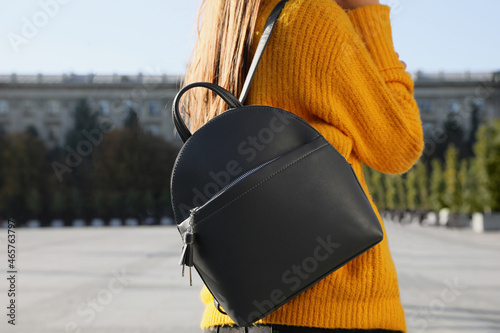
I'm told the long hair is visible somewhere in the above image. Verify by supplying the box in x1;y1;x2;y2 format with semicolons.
181;0;264;132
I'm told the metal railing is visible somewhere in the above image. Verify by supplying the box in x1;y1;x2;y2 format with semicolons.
412;72;498;82
0;73;182;85
0;72;498;85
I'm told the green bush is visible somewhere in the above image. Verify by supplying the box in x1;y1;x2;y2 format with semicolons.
394;175;405;210
429;159;445;212
486;120;500;211
443;145;459;212
415;162;429;210
405;168;417;211
384;174;396;211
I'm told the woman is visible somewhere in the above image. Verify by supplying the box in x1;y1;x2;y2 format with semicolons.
182;0;424;332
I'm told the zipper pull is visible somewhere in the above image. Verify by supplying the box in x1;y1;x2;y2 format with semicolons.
179;208;197;286
180;231;194;285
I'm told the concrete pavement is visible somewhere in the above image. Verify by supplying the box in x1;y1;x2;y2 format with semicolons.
0;221;498;333
388;222;500;333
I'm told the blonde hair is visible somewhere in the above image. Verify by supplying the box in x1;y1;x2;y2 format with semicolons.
181;0;264;132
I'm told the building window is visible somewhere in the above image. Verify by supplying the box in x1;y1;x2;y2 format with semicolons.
124;100;132;109
48;125;61;142
99;100;110;116
47;100;60;115
0;100;8;114
22;101;34;117
67;101;77;116
148;124;160;136
123;100;142;116
417;99;434;114
149;101;161;115
471;98;484;114
448;99;461;114
423;122;435;136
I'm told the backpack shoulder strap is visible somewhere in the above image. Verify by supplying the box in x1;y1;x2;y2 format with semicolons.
173;0;290;143
238;0;290;104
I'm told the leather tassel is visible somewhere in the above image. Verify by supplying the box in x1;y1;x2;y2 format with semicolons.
179;231;195;285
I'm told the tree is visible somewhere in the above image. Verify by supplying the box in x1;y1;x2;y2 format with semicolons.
93;191;106;218
0;135;10;216
124;108;140;130
368;167;384;210
26;188;42;219
465;100;481;158
125;189;141;217
486;120;500;211
65;99;100;151
158;188;172;217
469;125;491;212
429;159;445;212
51;191;66;219
64;98;101;206
384;174;396;211
415;162;429;210
394;175;406;210
71;188;84;219
0;133;50;221
25;125;39;137
443;145;460;212
443;114;465;156
457;159;469;214
108;192;123;218
92;128;179;197
431;113;465;162
143;190;155;215
405;168;417;211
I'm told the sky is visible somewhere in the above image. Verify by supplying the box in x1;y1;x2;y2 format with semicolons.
0;0;499;76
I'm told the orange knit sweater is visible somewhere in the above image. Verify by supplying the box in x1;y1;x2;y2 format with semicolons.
200;0;424;331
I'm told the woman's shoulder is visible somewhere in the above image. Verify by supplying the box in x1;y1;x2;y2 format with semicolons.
285;0;350;26
257;0;356;45
261;0;345;14
283;0;347;18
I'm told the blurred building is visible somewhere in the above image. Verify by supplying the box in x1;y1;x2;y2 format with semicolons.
0;72;499;148
0;73;180;148
413;71;500;142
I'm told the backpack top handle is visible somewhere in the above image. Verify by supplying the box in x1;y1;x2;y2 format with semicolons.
172;0;290;143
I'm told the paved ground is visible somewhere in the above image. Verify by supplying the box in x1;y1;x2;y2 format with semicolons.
387;222;500;333
0;220;498;333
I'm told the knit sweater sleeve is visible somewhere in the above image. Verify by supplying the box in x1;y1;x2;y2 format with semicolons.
294;2;424;174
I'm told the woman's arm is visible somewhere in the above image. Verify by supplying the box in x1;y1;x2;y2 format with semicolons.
337;5;423;174
335;0;380;11
291;2;424;174
344;3;408;69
